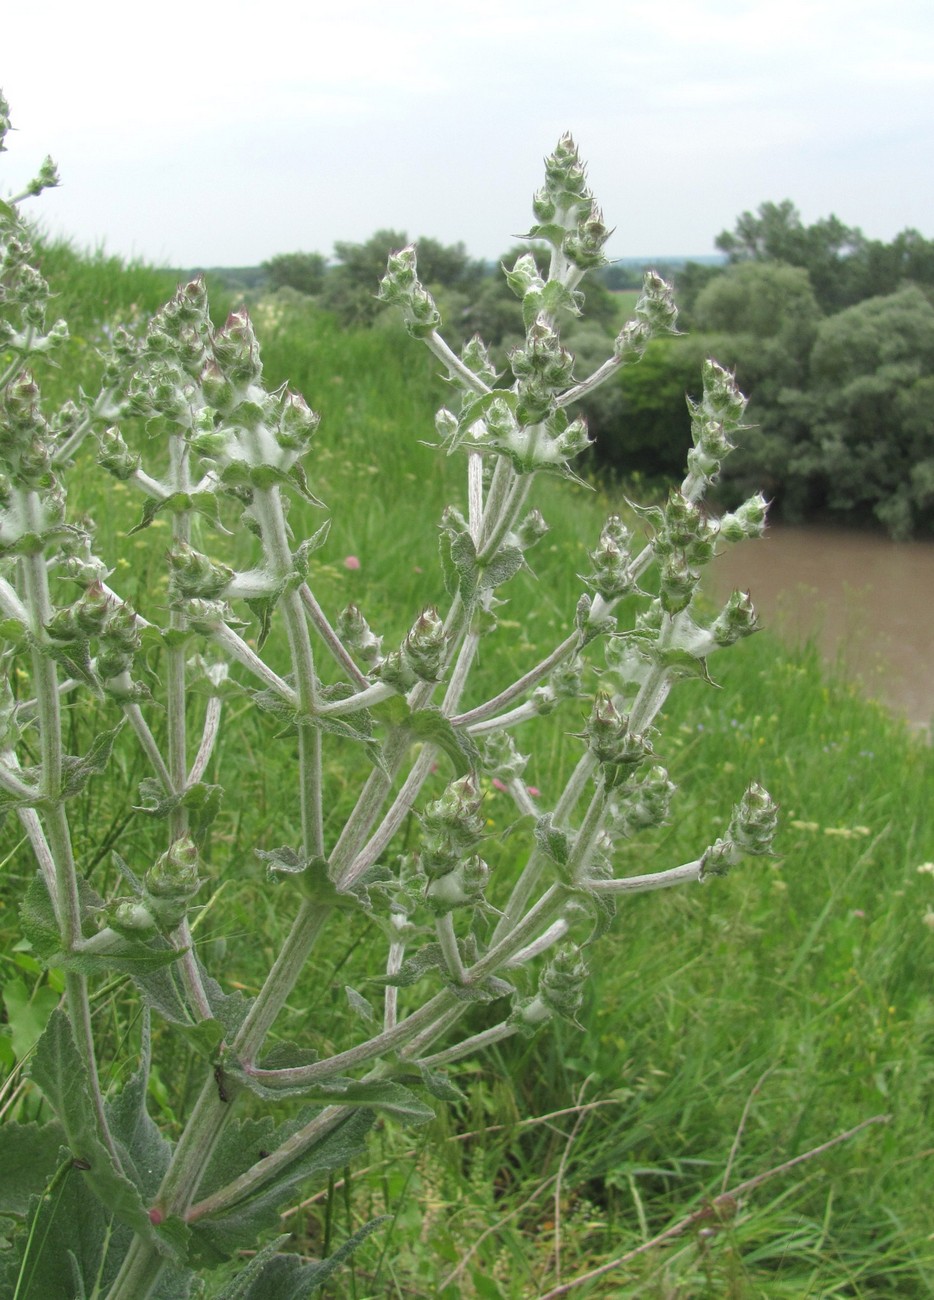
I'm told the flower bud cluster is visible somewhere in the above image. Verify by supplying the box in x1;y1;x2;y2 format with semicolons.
586;515;633;601
584;691;654;779
615;272;680;361
42;582;141;681
108;837;202;936
168;543;235;605
0;208;68;356
649;491;720;615
460;335;498;387
700;783;778;878
532;656;583;714
510;317;575;426
514;942;588;1027
425;854;490;916
710;590;759;647
606;764;676;838
116;281;321;493
336;604;383;668
96;426;140;480
719;493;768;542
685;361;749;485
418;776;486;888
465;398;590;476
480;731;529;784
0;371;54;488
530;134;611;272
377;246;442;340
376;607;446;691
513;508;549;552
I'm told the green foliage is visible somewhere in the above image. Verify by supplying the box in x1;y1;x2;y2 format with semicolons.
261;252;327;297
782;287;934;536
715;197;934;315
692;259;821;350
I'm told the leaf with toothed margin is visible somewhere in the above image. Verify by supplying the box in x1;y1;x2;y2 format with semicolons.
650;646;718;684
27;1007;187;1262
344;985;377;1027
189;1109;375;1267
413;1061;466;1103
212;1219;389;1299
255;849;366;911
230;1066;436;1123
378;699;479;778
134;778;224;841
534;813;574;874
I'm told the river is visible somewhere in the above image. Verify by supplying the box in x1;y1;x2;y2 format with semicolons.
704;524;934;732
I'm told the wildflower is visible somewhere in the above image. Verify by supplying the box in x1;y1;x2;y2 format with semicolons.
916;863;934;877
344;555;361;570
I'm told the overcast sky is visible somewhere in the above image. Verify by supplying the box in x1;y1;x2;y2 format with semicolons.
4;0;933;268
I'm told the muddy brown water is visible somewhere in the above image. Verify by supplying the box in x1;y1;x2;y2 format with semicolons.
704;524;934;732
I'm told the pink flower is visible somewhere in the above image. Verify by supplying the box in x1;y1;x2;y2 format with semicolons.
491;778;508;792
344;555;361;570
526;786;541;798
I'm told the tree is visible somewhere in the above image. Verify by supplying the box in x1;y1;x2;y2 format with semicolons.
715;201;868;313
786;287;934;536
262;251;327;296
692;261;820;352
715;202;934;316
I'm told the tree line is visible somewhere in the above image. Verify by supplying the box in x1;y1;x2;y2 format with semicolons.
258;205;934;538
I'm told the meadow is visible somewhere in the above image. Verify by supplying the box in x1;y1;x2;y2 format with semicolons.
1;244;932;1298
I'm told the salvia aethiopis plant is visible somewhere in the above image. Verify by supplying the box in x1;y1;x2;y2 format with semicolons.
0;93;776;1298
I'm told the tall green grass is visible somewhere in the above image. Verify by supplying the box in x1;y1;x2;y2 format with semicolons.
2;247;932;1298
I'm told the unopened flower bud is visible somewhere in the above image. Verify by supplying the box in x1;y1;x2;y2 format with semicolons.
425;855;490;915
729;783;778;856
419;776;485;879
607;764;676;837
711;590;759;646
72;583;116;636
514;508;549;551
587;515;633;600
337;604;383;667
701;783;778;879
553;417;591;461
109;899;158;936
168;544;234;603
378;247;442;339
460;336;498;386
199;358;235;412
146;836;202;899
659;553;699;615
276;390;320;451
480;732;529;783
538;943;587;1025
401;606;445;682
97;426;139;480
563;202;611;270
719;493;768;542
585;691;653;772
532;656;583;713
504;253;545;301
213;309;263;387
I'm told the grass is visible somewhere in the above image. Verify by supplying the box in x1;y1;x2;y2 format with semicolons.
2;244;933;1298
